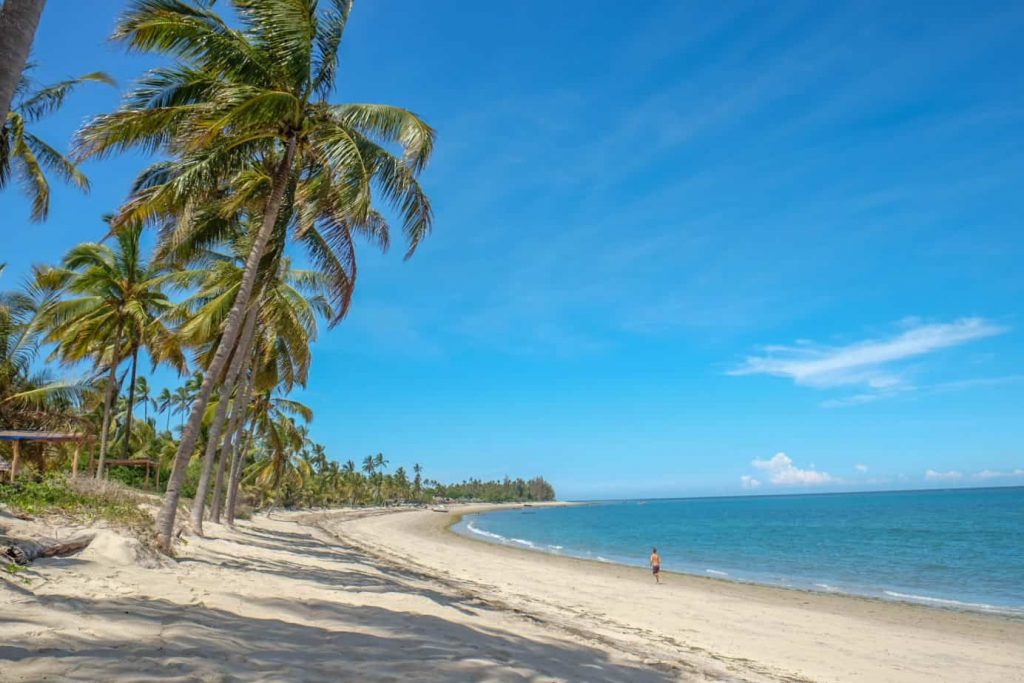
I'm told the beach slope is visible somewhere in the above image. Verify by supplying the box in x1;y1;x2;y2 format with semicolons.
3;505;1022;682
330;504;1024;683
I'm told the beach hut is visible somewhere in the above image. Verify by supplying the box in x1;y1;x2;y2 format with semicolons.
0;430;94;482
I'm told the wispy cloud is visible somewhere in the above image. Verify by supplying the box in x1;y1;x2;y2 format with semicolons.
751;452;834;485
740;475;762;489
730;318;1007;403
854;463;869;473
971;468;1024;481
925;469;964;481
925;468;1024;482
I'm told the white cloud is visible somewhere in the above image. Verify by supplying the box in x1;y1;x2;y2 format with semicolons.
740;475;762;489
854;464;869;473
972;469;1024;481
925;469;963;481
751;452;834;485
729;318;1006;394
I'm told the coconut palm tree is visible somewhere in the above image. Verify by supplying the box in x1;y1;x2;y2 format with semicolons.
171;239;332;533
0;264;92;432
172;386;191;430
156;386;173;431
39;222;180;477
134;375;153;424
0;0;46;123
1;65;113;220
75;0;436;550
244;394;313;496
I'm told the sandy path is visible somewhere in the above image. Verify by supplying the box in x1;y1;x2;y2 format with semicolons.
0;510;672;682
327;504;1024;683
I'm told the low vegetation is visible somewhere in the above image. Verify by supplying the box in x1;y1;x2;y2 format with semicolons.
0;475;153;536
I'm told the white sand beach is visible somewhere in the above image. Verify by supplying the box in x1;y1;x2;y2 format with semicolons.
2;505;1022;682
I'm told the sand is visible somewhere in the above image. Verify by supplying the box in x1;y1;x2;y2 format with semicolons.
1;504;1022;682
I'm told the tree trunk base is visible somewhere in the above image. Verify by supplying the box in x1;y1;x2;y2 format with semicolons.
2;534;96;565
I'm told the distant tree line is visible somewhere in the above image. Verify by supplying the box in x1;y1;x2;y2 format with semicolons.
433;476;555;502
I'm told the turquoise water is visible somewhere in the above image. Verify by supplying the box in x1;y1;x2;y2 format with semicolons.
453;487;1024;614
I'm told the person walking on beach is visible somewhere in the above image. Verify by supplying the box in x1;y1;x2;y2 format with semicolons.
650;547;661;583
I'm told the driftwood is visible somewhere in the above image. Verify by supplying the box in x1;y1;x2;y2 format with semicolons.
1;534;95;565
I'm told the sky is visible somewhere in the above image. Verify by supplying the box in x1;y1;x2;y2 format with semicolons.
2;1;1023;500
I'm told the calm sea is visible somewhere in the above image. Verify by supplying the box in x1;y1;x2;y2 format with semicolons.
453;487;1024;614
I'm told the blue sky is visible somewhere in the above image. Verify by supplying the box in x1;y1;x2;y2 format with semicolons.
3;1;1023;499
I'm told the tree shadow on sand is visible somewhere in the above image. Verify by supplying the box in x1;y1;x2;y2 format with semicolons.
3;594;675;682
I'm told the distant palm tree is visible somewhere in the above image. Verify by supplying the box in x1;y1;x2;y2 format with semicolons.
172;386;191;430
134;376;152;424
362;455;376;478
39;223;180;476
1;64;112;220
156;387;173;432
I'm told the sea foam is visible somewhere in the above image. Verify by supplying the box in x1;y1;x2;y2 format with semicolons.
882;591;1021;614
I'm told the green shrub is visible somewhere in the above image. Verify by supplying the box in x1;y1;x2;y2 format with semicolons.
0;475;153;534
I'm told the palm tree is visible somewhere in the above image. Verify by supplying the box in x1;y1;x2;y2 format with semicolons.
156;386;173;431
134;375;152;424
39;222;179;477
76;0;436;550
244;395;313;495
1;65;113;220
1;264;91;432
178;245;331;533
0;0;46;123
172;386;191;430
361;454;376;479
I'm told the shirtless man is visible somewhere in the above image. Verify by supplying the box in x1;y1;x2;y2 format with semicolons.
650;547;661;583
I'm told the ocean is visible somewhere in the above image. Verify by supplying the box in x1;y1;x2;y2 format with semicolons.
453;487;1024;615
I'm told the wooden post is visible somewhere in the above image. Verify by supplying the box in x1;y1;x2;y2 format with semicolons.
10;441;20;482
156;463;161;492
144;461;151;488
72;443;82;477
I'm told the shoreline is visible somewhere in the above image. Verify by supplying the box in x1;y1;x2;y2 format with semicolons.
448;503;1024;619
329;503;1024;682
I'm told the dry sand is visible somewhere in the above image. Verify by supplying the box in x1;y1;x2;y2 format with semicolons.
1;504;1021;682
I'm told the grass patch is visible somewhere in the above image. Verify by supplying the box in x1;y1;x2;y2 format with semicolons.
0;475;154;537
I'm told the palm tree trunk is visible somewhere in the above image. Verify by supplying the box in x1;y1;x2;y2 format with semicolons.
213;368;253;523
122;343;139;459
95;322;124;479
0;0;45;124
225;415;255;526
154;136;297;551
190;307;258;535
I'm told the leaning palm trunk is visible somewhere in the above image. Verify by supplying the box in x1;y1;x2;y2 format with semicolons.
190;308;258;534
212;369;253;523
154;137;297;550
226;416;256;526
95;322;124;478
122;343;139;459
0;0;45;124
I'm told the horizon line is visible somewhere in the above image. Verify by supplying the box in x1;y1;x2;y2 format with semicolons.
569;482;1024;504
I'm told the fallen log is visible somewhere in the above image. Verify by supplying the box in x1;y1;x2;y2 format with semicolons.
1;534;95;565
